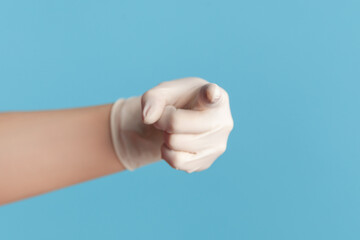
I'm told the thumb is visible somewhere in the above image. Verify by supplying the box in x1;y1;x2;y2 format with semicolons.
141;93;167;125
189;83;223;111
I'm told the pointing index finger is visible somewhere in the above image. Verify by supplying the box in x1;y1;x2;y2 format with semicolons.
153;105;222;134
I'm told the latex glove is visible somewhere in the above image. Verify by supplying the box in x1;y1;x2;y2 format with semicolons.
110;77;234;172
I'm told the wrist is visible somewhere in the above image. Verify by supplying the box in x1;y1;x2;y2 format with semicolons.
110;96;164;171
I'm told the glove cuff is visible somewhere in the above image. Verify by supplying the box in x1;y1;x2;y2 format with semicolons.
110;97;163;171
110;98;136;171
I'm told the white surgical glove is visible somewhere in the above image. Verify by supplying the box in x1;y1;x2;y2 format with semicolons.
110;77;234;173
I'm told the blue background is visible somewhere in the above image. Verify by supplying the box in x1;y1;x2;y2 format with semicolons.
0;0;359;239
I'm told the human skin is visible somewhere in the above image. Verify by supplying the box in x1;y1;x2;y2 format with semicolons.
0;104;125;205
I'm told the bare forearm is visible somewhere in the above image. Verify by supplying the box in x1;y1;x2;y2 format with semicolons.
0;104;124;205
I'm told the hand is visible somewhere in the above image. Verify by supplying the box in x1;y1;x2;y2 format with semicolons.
141;77;234;173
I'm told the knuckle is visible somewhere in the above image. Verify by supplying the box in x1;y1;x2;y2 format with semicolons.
157;81;168;87
220;87;230;100
223;89;230;99
166;134;179;150
226;119;234;132
188;77;208;84
193;76;206;82
194;157;215;172
170;153;183;169
181;163;196;173
219;89;230;106
198;164;212;172
142;89;156;100
218;144;227;154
